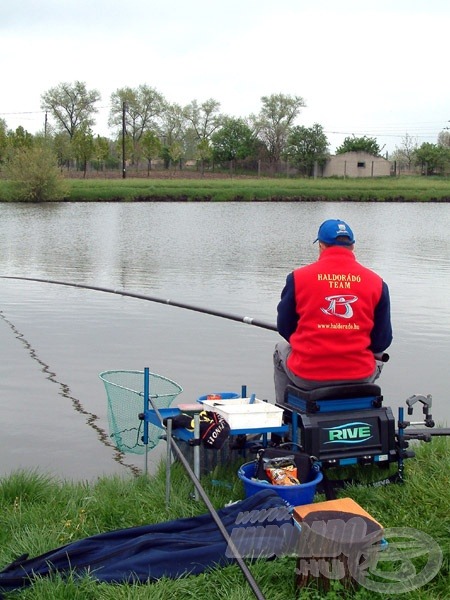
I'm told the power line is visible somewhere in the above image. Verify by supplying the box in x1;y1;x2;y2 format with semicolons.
325;130;441;139
0;110;45;116
1;108;446;143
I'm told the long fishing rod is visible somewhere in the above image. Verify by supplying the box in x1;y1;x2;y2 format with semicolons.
6;276;447;439
0;276;277;332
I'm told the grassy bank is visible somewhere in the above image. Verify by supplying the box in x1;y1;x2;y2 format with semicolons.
1;437;449;599
0;175;449;202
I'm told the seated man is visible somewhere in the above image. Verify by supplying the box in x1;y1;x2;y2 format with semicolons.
274;219;392;403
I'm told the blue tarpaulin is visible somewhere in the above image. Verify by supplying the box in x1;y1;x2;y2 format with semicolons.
0;490;292;594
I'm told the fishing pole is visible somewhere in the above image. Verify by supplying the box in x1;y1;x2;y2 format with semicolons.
0;276;277;332
4;276;449;440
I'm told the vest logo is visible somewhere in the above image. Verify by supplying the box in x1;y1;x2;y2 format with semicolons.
323;421;373;444
321;294;358;318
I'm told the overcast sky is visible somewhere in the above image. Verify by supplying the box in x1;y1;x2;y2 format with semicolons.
1;0;449;154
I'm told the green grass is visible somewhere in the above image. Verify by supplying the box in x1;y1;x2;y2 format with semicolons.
1;437;449;599
0;175;449;202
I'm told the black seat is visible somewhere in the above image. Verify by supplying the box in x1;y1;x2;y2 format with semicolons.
285;383;382;403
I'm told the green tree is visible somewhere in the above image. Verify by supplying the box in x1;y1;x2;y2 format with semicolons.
211;117;257;166
109;85;165;165
160;103;187;146
336;135;381;156
52;132;73;171
253;93;306;163
167;141;184;171
72;124;95;177
92;135;112;172
414;142;450;175
0;119;9;166
5;142;68;202
184;99;222;172
284;123;329;176
41;81;100;139
140;130;162;174
195;139;213;174
184;99;222;141
8;126;34;151
159;103;188;166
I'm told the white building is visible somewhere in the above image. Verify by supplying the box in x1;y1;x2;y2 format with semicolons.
321;151;392;178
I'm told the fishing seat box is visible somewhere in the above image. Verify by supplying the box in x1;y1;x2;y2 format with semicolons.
285;383;383;413
296;407;397;465
280;384;397;466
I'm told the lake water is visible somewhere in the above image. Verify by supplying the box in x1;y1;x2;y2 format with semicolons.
1;201;449;481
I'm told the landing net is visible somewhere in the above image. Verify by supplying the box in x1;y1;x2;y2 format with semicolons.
99;370;183;454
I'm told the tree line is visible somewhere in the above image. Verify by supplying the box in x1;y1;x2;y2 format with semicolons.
1;80;449;181
390;132;450;176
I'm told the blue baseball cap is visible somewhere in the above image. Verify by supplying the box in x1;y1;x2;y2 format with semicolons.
314;219;355;246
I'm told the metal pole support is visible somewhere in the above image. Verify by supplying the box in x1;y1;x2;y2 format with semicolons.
193;413;200;501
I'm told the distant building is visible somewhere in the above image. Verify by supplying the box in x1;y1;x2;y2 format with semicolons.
321;151;391;178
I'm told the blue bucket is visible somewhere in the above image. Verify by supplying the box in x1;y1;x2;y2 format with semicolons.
238;461;323;506
197;392;240;403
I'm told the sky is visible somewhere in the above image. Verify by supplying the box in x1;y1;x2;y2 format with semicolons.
1;0;449;155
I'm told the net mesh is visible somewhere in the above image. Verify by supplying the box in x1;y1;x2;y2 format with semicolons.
99;370;183;454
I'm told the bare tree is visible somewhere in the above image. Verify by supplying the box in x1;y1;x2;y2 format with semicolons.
392;133;419;171
438;129;450;148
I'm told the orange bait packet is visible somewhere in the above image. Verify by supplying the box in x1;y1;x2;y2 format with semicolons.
265;464;300;486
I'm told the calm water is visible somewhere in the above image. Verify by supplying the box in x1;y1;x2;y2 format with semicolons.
1;201;449;480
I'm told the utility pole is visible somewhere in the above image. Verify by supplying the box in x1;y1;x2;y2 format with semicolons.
122;102;126;179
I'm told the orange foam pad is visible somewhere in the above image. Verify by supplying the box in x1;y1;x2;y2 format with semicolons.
293;497;383;529
177;403;203;412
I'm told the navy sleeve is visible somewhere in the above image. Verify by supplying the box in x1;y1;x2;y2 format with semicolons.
370;281;393;353
276;272;299;341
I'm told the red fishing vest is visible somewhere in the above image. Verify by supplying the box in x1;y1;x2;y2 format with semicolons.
286;246;383;381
